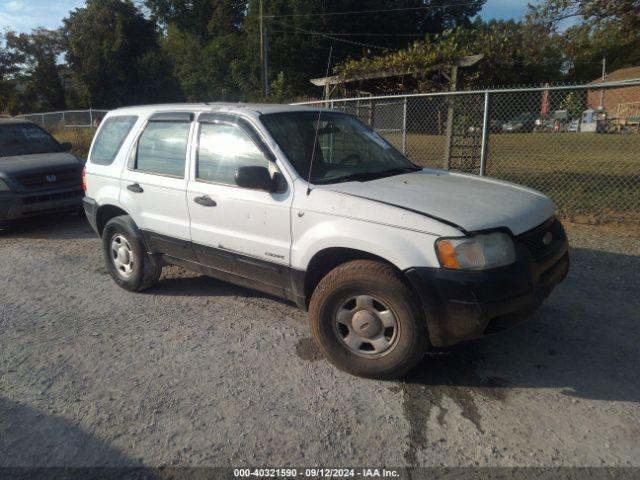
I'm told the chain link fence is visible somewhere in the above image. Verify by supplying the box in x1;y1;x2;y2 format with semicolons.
15;109;109;129
297;81;640;224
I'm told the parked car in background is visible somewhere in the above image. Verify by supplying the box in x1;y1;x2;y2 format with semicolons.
0;119;84;230
502;113;537;133
84;104;569;379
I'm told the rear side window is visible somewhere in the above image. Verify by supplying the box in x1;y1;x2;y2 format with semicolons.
134;121;191;177
90;116;138;165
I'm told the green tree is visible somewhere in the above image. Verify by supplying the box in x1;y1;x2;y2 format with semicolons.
247;0;486;98
528;0;640;34
559;91;584;119
529;0;640;83
268;70;295;102
471;19;564;87
63;0;176;107
145;0;246;40
0;33;20;113
334;19;565;93
4;29;67;112
145;0;247;101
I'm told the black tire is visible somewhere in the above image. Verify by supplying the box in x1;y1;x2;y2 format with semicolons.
309;260;427;380
102;215;161;292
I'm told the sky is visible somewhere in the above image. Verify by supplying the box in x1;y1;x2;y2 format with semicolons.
0;0;532;34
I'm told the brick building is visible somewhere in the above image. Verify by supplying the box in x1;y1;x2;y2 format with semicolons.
588;66;640;126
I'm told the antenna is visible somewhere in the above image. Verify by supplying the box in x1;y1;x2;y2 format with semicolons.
306;45;333;196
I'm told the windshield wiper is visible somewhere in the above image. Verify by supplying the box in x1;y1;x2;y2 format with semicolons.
315;166;421;185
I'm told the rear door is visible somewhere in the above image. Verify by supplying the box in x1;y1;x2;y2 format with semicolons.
187;113;293;288
119;112;196;260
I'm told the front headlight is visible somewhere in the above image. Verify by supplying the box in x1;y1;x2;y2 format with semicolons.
0;179;12;192
435;232;516;270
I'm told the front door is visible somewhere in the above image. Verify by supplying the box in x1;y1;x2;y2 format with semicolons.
187;114;293;290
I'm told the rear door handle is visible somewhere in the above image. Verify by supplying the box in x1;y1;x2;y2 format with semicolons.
194;195;217;207
127;183;144;193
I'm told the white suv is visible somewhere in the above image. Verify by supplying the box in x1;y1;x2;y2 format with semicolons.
83;104;569;379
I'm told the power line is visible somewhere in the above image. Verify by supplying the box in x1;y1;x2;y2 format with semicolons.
269;20;394;51
291;32;427;37
264;1;484;19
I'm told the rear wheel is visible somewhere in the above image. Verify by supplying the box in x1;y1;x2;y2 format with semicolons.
309;260;427;379
102;215;161;292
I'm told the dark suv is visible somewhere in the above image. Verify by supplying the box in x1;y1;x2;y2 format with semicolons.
0;119;84;230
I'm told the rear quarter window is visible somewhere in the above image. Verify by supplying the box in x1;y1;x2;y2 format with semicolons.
90;116;138;166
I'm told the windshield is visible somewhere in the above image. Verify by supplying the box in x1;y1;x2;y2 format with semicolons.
261;111;418;184
0;123;63;157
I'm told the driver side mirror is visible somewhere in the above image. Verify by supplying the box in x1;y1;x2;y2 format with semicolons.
235;166;276;192
60;142;73;152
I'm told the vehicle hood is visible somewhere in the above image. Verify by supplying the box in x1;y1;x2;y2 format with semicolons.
0;152;81;177
319;169;555;236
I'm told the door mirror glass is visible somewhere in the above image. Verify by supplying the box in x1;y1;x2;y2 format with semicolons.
235;166;274;191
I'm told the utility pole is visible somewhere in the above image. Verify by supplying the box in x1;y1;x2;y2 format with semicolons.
260;0;268;98
599;57;606;109
264;23;269;97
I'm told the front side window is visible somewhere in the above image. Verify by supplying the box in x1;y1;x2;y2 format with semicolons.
135;121;191;177
261;112;418;184
0;123;63;158
197;122;270;186
90;116;138;165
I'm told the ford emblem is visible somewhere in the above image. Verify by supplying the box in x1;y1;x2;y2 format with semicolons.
542;232;553;246
46;174;57;183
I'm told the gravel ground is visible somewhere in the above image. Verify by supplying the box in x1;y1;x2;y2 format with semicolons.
0;214;639;468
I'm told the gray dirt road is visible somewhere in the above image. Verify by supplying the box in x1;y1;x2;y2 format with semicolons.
1;215;639;468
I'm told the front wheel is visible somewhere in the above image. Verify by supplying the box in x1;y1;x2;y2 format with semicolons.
309;260;427;379
102;215;161;292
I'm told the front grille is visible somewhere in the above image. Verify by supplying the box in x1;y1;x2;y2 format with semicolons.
22;189;84;205
516;218;566;261
16;168;81;190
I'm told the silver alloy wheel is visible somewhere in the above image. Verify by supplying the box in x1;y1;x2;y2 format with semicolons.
111;234;135;278
335;295;399;357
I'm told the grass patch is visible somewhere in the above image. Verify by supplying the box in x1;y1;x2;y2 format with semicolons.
50;127;96;160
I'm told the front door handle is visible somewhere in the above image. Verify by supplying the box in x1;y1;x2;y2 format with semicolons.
127;183;144;193
194;195;217;207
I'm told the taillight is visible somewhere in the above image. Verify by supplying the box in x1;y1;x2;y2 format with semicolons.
82;166;87;193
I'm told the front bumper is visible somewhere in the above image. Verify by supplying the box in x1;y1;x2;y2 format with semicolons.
405;221;570;347
0;188;84;222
